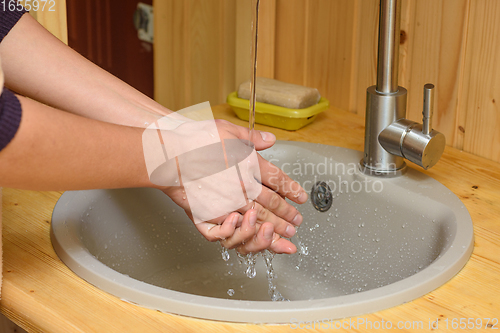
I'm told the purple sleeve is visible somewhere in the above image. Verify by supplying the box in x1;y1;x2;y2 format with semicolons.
0;88;22;151
1;5;27;150
1;4;27;42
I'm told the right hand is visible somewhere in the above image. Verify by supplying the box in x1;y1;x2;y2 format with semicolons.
156;119;307;254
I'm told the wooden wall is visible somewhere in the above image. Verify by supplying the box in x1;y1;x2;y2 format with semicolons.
154;0;500;163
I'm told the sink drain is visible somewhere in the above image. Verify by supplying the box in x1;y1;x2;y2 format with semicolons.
311;181;333;212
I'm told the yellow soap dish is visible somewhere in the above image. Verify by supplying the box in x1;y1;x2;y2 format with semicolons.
226;91;329;131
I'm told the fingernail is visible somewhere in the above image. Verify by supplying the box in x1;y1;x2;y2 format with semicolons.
298;191;308;203
260;131;276;143
231;214;238;227
285;225;296;237
264;226;274;240
292;213;303;226
249;210;257;227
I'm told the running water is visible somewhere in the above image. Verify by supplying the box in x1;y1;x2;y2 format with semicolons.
236;251;258;279
220;0;287;302
248;0;260;146
263;250;288;301
236;250;289;301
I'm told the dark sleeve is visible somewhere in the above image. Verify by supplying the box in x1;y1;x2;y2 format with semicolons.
1;5;27;150
1;3;28;42
0;88;22;151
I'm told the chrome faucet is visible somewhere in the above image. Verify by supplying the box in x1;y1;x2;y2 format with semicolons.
361;0;446;177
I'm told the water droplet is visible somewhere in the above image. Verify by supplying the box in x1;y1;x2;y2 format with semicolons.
220;245;230;261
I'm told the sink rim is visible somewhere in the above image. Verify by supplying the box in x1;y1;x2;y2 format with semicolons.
50;142;474;324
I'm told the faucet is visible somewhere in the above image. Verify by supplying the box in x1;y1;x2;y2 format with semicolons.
361;0;446;177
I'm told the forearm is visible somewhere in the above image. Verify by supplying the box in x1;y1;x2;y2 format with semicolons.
0;94;156;191
0;14;171;128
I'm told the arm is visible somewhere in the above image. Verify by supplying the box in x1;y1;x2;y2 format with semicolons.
0;95;300;254
0;13;168;128
0;12;307;254
0;94;151;190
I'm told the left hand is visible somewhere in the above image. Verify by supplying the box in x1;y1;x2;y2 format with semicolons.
160;119;308;254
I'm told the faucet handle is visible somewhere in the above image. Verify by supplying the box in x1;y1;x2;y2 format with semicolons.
379;82;445;169
422;83;434;135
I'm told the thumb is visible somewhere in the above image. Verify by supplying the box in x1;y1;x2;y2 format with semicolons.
252;130;276;151
222;120;276;150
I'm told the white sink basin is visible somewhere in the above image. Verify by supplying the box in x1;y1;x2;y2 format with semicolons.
51;141;473;323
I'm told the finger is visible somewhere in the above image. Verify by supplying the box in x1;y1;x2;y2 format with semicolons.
256;185;303;226
238;202;297;238
236;222;274;254
220;209;257;249
268;233;297;254
258;155;308;204
215;119;276;151
196;213;239;242
236;228;297;254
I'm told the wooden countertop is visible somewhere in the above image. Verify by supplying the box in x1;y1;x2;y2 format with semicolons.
1;105;499;332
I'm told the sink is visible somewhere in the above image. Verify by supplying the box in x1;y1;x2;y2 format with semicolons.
50;141;473;323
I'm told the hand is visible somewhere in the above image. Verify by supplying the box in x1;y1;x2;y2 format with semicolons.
158;118;308;254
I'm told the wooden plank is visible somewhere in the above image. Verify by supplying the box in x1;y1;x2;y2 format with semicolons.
219;0;236;100
458;0;500;162
400;0;469;149
235;0;252;88
154;0;186;109
349;0;379;115
256;0;276;79
274;0;307;85
188;0;222;107
274;0;357;112
304;0;356;112
235;0;276;87
154;0;237;111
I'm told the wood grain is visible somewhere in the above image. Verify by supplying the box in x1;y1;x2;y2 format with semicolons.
235;0;276;88
274;0;308;85
459;0;500;162
305;0;356;112
153;0;236;111
235;0;252;87
349;0;379;115
256;0;276;79
400;0;469;146
154;0;500;163
2;105;500;332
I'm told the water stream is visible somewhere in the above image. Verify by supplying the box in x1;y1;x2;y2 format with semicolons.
248;0;259;145
221;0;288;301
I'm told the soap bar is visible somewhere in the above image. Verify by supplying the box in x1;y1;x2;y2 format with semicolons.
237;77;321;109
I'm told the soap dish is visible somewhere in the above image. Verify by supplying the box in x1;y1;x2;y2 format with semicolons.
226;91;329;131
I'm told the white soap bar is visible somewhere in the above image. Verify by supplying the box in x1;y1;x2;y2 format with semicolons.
237;77;321;109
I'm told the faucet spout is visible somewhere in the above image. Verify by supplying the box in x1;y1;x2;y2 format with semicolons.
376;0;401;94
361;0;445;176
